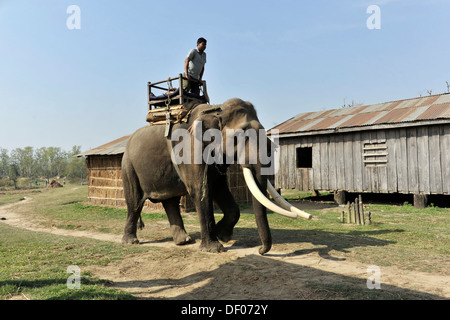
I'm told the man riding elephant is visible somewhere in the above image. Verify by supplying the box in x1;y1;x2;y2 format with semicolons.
183;37;207;96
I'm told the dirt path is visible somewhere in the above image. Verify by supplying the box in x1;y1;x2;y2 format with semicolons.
1;198;448;299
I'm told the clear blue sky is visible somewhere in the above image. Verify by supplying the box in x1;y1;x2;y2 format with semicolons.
1;0;449;152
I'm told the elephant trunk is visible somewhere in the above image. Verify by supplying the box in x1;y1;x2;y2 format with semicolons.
242;166;313;255
244;165;272;255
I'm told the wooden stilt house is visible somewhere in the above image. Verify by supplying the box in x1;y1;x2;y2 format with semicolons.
268;93;450;208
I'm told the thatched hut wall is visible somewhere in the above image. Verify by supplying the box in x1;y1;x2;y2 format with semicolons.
86;154;251;212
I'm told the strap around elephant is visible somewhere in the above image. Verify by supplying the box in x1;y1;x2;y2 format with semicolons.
166;138;186;185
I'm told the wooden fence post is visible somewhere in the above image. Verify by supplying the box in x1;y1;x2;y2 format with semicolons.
366;211;372;225
358;194;364;225
347;201;351;224
355;197;360;224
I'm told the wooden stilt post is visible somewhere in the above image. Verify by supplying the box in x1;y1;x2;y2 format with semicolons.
414;193;428;209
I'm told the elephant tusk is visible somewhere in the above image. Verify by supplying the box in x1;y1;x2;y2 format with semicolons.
266;180;312;220
242;167;298;219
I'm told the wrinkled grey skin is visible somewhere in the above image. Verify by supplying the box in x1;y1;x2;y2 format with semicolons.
121;98;273;254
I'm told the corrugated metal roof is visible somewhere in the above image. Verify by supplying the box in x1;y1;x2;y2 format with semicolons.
269;93;450;135
79;93;450;155
78;135;130;156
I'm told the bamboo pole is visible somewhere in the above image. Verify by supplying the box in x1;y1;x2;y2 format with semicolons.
347;201;351;224
358;194;364;225
355;197;360;225
350;203;354;223
352;203;356;224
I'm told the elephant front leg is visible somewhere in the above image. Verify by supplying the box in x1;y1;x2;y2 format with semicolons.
192;188;224;253
213;179;240;243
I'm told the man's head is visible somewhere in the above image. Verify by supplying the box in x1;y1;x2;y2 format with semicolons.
197;37;207;53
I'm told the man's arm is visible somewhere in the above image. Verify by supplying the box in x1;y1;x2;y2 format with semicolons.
184;57;191;81
199;66;204;84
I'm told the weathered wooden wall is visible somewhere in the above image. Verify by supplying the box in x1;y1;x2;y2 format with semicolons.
86;155;252;212
227;164;253;203
275;123;450;195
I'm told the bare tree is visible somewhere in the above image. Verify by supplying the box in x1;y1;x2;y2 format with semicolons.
342;97;364;108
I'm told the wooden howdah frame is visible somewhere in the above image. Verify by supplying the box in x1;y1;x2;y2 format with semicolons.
146;74;209;125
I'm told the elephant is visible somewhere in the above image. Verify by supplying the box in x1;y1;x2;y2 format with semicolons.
121;98;311;255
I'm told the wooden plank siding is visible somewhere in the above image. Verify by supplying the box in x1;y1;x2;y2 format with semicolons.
407;128;419;193
274;123;450;195
441;125;450;194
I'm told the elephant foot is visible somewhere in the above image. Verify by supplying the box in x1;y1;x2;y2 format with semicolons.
216;228;233;243
258;244;271;255
171;226;193;245
199;240;225;253
174;234;193;245
122;234;139;245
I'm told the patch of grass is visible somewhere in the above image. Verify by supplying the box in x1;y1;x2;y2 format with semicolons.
1;184;449;299
0;222;150;300
234;197;449;275
9;186;168;237
281;189;332;201
0;189;39;206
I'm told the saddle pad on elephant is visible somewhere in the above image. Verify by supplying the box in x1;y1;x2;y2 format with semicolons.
146;104;192;125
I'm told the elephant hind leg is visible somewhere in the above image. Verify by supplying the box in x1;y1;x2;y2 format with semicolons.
162;196;192;245
122;199;146;244
122;162;145;245
137;215;145;230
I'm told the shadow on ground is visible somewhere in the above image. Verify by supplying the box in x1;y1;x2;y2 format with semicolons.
231;227;400;260
111;227;448;300
110;252;443;300
142;226;401;262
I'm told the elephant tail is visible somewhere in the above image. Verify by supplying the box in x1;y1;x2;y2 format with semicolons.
138;214;145;230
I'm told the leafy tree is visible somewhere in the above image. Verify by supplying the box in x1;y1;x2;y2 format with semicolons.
10;147;34;177
8;163;19;189
66;146;87;182
0;148;9;178
34;147;51;179
0;145;88;186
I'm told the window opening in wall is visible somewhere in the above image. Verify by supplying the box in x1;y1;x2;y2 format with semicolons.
296;147;312;168
363;141;387;167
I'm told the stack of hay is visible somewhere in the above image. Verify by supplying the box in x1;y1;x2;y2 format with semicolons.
47;180;63;188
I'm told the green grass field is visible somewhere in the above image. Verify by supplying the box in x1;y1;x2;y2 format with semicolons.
0;185;449;299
